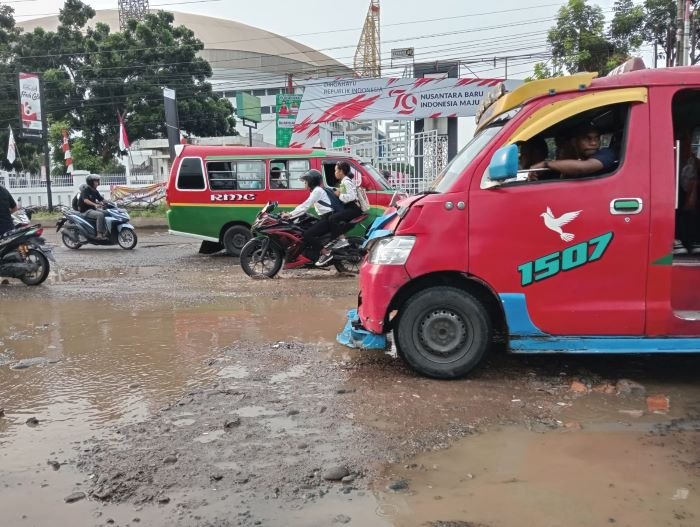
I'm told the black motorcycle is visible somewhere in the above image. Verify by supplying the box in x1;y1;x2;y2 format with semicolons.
0;224;54;286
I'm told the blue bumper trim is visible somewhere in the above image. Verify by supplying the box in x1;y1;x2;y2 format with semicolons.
337;309;387;350
500;293;700;354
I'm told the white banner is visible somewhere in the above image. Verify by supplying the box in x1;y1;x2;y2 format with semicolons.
290;77;522;148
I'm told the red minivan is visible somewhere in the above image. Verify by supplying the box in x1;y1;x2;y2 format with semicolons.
166;146;399;255
339;66;700;379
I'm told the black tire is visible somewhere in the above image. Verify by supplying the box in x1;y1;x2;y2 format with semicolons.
20;249;50;286
333;237;364;274
239;238;284;278
223;225;252;257
61;232;82;250
117;228;138;250
394;287;491;379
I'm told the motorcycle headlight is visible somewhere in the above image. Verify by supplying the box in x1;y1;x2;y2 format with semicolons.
368;236;416;266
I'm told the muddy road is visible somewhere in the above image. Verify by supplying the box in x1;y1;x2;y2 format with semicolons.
1;229;699;527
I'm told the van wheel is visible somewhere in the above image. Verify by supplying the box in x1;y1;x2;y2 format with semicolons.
394;287;491;379
223;225;251;257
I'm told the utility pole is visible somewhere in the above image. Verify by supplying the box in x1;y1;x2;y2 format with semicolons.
677;0;692;66
39;76;53;212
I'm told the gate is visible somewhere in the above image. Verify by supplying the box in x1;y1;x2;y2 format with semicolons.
330;128;448;195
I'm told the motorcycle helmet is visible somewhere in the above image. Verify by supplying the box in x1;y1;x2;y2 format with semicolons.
300;169;323;189
86;174;100;186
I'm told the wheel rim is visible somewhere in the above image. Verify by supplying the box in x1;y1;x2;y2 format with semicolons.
24;252;46;283
119;230;134;246
246;243;278;276
231;233;248;250
63;233;80;249
415;308;472;363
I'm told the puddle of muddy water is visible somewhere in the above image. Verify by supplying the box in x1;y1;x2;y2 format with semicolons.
0;292;353;526
379;426;700;527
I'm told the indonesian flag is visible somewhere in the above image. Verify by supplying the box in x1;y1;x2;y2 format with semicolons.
6;126;16;165
118;113;130;152
62;130;74;174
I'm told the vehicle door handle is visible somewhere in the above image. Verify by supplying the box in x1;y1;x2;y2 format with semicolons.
610;198;643;215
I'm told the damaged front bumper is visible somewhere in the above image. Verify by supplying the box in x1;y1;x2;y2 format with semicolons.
336;309;388;350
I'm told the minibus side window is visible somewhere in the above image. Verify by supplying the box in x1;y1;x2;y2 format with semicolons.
270;159;309;189
177;158;206;191
207;161;236;190
493;102;631;186
236;161;265;190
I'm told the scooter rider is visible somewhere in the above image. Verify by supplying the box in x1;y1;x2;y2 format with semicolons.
80;175;107;240
281;169;333;263
0;183;18;237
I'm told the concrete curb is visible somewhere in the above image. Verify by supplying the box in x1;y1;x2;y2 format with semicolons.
130;216;168;229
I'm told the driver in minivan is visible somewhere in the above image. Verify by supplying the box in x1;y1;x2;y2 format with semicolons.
528;123;618;179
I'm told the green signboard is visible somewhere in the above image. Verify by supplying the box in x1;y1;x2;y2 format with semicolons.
276;93;303;147
236;92;261;123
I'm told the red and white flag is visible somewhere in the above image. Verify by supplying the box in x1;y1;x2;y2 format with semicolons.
6;126;16;165
62;129;73;174
118;113;130;152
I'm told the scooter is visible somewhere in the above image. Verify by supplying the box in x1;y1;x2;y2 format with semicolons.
11;206;36;228
0;224;54;286
56;202;138;250
239;201;366;278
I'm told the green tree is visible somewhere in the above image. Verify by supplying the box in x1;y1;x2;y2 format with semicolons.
79;10;236;163
609;0;645;66
547;0;611;75
643;0;678;66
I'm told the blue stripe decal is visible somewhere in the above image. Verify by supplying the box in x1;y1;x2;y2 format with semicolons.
500;293;700;354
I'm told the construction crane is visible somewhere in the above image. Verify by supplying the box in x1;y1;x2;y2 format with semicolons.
353;0;381;78
118;0;150;31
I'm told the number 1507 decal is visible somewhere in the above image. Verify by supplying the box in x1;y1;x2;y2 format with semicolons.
517;232;614;287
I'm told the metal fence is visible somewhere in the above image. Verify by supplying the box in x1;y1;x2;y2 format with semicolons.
330;129;448;195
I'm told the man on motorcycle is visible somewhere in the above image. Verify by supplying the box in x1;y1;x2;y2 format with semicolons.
281;169;334;263
0;184;18;237
80;175;107;239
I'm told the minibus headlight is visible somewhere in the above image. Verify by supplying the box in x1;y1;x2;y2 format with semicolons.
369;236;416;265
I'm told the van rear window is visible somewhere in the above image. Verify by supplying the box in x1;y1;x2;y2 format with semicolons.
177;158;205;190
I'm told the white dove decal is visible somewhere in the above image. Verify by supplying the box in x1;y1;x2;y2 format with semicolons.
540;207;581;242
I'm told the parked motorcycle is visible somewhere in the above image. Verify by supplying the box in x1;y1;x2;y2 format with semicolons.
239;201;366;278
11;206;36;228
56;202;138;250
0;224;54;285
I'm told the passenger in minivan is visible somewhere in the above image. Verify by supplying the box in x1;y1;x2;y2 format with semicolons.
529;123;618;179
270;167;287;189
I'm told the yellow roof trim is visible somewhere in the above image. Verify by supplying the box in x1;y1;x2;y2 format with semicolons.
507;87;648;145
476;72;599;132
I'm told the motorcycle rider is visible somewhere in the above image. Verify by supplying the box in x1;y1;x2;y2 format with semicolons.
80;175;107;239
281;169;333;263
0;183;18;237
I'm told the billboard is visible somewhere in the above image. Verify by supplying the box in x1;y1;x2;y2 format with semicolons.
236;92;261;123
18;72;44;140
276;93;302;147
289;77;522;148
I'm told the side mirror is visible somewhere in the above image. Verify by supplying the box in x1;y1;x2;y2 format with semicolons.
487;144;519;182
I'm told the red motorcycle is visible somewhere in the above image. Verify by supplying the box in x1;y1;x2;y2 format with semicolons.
239;202;366;278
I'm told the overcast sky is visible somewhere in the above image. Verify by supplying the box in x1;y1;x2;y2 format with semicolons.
10;0;633;80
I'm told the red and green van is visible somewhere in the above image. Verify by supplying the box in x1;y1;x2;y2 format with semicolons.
165;146;400;255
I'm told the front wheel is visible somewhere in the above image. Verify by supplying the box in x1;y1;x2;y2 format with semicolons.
223;225;252;257
394;287;492;379
333;237;364;274
117;228;138;250
240;238;283;278
20;249;50;286
62;232;82;250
